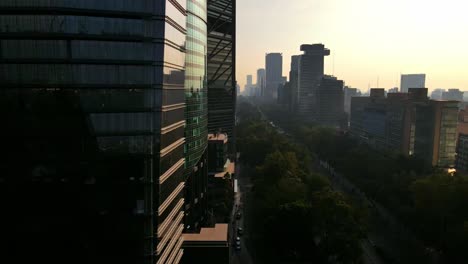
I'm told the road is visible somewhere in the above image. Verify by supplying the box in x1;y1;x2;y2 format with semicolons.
231;162;254;264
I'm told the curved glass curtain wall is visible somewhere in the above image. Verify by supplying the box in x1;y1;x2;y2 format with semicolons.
185;0;208;171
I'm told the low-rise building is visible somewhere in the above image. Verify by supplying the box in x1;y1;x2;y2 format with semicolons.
181;224;230;264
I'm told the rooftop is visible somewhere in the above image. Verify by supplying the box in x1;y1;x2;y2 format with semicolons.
182;224;228;242
208;133;228;143
214;161;235;178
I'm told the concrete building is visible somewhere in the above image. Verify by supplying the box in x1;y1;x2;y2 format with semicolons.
344;87;360;115
265;53;283;100
181;224;230;264
414;100;458;167
442;89;464;101
297;44;330;120
456;134;468;172
400;74;426;93
388;87;399;93
0;1;189;263
350;88;457;167
456;107;468;172
431;88;445;100
207;133;235;223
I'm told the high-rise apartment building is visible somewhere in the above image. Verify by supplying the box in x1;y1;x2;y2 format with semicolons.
257;68;266;97
207;0;236;139
184;0;209;232
400;74;426;93
265;53;283;100
297;44;330;119
0;1;188;263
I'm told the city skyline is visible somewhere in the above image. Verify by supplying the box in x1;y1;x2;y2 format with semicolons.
237;0;468;91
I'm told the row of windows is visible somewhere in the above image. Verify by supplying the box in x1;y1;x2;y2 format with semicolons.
0;15;186;47
162;107;185;128
161;126;185;150
1;40;185;67
18;89;183;112
160;143;184;175
0;0;175;13
97;135;154;155
90;112;156;135
159;165;184;207
79;108;184;136
0;64;185;86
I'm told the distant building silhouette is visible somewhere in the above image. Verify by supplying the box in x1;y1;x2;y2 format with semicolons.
442;89;464;101
265;53;283;100
400;74;426;93
344;87;360;116
431;88;445;100
256;68;266;97
288;55;301;111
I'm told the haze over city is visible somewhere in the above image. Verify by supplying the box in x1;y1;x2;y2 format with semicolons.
237;0;468;91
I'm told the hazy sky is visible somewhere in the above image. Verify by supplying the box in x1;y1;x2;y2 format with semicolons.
236;0;468;92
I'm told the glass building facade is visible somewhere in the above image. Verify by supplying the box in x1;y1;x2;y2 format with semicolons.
184;0;209;231
0;1;187;264
207;0;236;139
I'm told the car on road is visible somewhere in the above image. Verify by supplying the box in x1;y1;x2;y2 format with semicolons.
235;244;241;251
236;236;241;242
237;227;243;236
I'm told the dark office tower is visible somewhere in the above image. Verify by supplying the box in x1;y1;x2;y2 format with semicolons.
297;44;330;120
257;68;266;97
0;1;187;264
317;76;346;128
184;0;209;232
265;53;283;100
289;55;300;111
207;0;236;139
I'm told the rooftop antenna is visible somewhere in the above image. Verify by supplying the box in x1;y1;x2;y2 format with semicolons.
377;76;380;88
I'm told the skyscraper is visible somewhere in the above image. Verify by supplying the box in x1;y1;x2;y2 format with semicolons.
244;74;254;96
265;53;283;100
257;68;266;97
207;0;236;139
0;1;187;263
297;44;330;119
289;55;300;111
247;75;253;86
184;0;209;232
400;74;426;93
